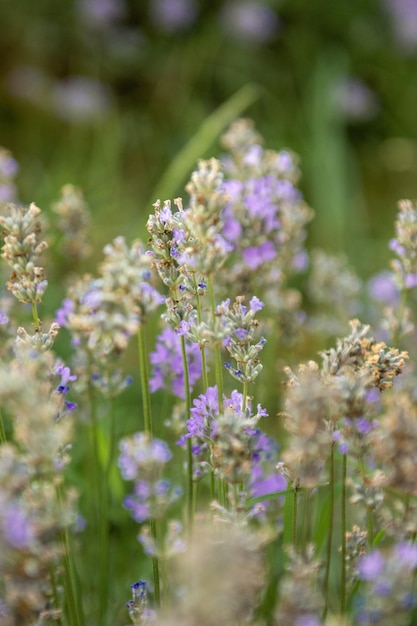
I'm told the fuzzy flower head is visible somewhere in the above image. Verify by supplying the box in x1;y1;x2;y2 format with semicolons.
219;295;266;384
369;392;417;495
160;519;264;625
52;183;91;261
217;118;313;310
281;362;335;488
0;202;48;304
390;199;417;291
179;385;268;484
356;543;417;624
57;236;163;363
119;433;180;523
274;546;323;626
148;160;230;282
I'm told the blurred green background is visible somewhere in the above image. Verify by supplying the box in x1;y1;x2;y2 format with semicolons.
1;0;417;275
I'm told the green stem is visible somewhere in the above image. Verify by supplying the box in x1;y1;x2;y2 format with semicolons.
323;443;335;619
56;484;85;626
60;528;85;626
180;335;194;529
150;519;161;607
138;324;152;437
341;453;347;614
242;382;248;411
359;457;374;547
195;292;209;390
292;486;299;547
207;276;223;406
0;408;6;444
137;325;162;605
31;301;41;331
301;488;312;553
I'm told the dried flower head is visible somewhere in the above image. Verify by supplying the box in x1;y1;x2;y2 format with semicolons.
0;203;48;305
52;183;91;261
158;519;264;626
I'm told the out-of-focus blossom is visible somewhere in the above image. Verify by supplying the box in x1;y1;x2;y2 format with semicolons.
368;271;400;305
149;0;198;33
221;1;280;44
332;76;379;122
77;0;126;28
0;148;19;208
383;0;417;53
51;76;114;123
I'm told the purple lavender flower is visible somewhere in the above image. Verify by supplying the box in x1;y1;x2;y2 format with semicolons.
368;271;400;304
249;295;264;312
55;298;75;326
358;550;385;580
405;272;417;288
181;385;219;442
250;469;286;501
119;433;172;481
394;542;417;569
54;363;77;391
3;504;34;549
0;156;18;178
243;241;277;269
149;327;202;399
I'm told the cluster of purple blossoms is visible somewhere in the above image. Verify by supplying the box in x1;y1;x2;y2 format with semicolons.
356;543;417;623
178;385;271;485
219;119;313;309
119;433;180;523
149;327;202;399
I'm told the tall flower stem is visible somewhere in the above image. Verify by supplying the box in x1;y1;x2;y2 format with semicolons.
359;456;374;547
341;453;347;614
195;291;209;390
207;276;223;406
138;324;152;437
150;519;161;607
137;324;161;604
31;301;41;331
0;408;6;444
323;442;335;618
57;484;85;626
180;335;194;529
292;486;299;546
87;383;108;625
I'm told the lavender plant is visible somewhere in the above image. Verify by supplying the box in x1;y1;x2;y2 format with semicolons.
1;119;417;626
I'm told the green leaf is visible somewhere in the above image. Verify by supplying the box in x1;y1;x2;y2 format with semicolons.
149;83;261;203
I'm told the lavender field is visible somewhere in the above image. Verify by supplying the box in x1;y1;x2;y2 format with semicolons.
1;2;417;625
